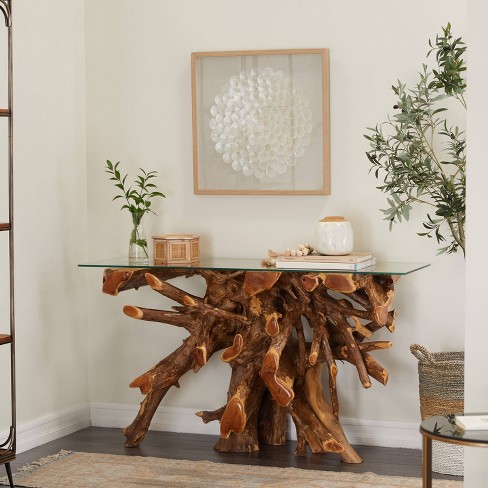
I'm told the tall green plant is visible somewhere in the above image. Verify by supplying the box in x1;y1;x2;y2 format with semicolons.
365;23;466;255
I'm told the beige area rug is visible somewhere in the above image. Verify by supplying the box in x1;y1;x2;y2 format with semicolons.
0;450;463;488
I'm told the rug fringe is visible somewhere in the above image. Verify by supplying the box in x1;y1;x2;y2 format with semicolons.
0;450;73;485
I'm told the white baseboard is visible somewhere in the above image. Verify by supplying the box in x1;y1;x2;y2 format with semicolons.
338;417;421;449
90;402;221;436
2;402;421;454
8;403;91;454
90;402;421;450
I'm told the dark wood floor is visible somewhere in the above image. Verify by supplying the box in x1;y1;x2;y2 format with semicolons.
3;427;459;486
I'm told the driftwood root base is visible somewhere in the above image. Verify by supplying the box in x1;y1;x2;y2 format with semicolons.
103;267;398;463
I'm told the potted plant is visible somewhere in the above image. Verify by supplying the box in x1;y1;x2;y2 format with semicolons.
365;24;467;477
105;160;165;263
364;23;466;255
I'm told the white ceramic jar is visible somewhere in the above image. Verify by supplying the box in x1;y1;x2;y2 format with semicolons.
316;216;353;255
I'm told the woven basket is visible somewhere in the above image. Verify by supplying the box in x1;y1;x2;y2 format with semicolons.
410;344;464;476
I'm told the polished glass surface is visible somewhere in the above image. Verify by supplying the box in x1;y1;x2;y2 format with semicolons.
421;414;488;445
79;257;429;276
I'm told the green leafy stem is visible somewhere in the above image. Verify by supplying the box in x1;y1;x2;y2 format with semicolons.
105;159;166;254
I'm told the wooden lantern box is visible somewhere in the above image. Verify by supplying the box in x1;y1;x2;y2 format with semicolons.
152;234;200;265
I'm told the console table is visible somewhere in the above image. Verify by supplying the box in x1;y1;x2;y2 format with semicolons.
80;258;428;463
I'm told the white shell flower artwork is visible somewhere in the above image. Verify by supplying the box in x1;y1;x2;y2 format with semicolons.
209;67;313;179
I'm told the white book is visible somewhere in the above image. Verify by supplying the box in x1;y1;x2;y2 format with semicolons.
275;257;376;271
276;252;373;264
455;415;488;431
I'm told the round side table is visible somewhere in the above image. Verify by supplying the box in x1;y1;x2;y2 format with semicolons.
420;414;488;488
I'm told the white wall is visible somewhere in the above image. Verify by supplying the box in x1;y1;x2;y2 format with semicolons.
84;0;466;427
0;0;480;476
465;1;488;485
0;0;89;442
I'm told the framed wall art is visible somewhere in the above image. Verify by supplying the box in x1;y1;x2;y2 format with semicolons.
191;49;330;195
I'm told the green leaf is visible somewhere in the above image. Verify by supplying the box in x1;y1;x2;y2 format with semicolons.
106;160;165;220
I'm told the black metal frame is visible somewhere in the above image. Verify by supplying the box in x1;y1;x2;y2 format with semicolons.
0;2;15;487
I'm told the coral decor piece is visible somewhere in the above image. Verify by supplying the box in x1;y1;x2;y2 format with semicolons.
102;267;398;463
209;67;313;179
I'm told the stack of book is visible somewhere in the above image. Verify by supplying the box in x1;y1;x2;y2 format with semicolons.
275;252;376;270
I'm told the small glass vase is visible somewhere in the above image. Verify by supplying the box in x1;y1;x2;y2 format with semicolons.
128;212;149;264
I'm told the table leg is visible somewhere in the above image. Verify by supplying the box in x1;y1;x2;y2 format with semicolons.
104;267;396;460
422;435;432;488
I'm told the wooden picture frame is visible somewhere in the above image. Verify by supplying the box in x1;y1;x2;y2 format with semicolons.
191;49;330;195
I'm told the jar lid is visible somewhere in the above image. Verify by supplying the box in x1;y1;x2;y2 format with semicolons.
319;216;346;222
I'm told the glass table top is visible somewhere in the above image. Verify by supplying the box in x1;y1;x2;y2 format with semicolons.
79;257;430;276
421;415;488;445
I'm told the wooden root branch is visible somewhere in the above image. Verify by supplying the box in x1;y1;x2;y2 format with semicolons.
103;267;397;460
